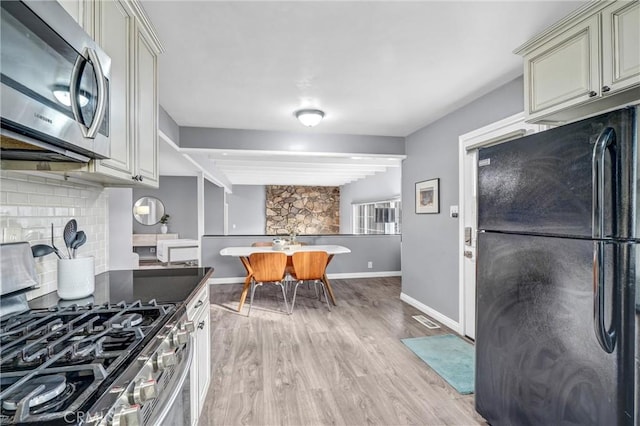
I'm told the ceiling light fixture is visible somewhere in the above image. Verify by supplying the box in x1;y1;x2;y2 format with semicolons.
295;109;324;127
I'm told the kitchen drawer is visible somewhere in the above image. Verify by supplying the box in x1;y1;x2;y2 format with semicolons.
187;283;209;320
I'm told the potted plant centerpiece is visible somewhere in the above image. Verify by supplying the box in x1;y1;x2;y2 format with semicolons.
159;214;170;234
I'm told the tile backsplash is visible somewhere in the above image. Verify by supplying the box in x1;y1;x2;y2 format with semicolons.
0;171;108;299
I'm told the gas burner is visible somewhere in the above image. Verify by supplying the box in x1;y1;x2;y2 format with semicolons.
1;375;66;411
111;313;143;329
29;382;76;415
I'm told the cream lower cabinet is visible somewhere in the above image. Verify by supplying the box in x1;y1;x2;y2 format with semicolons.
516;0;640;124
187;284;211;425
90;0;161;188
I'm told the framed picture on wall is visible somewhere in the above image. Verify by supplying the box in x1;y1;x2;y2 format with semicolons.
415;178;440;214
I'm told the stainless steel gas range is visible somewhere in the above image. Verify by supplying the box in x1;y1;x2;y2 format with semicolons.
0;243;211;425
0;300;193;425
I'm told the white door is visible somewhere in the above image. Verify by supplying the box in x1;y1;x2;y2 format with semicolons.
458;113;544;340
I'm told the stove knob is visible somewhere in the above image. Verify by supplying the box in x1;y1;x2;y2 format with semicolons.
131;379;158;404
111;405;141;426
155;350;177;370
183;320;195;333
173;329;189;346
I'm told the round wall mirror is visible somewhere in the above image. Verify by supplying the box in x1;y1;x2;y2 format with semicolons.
133;196;165;225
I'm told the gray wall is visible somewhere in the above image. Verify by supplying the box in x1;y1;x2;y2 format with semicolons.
227;185;266;234
339;167;402;233
401;75;524;322
132;176;198;238
159;106;180;145
202;234;401;280
205;180;225;234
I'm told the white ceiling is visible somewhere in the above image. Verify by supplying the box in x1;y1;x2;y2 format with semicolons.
143;0;587;188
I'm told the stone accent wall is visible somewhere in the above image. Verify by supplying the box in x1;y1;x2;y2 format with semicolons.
266;186;340;235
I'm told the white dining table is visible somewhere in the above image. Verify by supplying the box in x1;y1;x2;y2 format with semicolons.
220;244;351;311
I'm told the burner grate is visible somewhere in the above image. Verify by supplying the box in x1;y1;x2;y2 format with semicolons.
0;300;175;424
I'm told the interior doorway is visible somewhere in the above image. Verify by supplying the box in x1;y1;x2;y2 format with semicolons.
458;113;544;339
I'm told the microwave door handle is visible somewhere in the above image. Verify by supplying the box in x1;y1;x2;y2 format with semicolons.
69;54;84;132
69;48;107;139
84;47;107;139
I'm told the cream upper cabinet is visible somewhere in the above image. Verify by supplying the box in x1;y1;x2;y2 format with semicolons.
516;0;640;124
524;15;600;117
601;1;640;93
91;0;135;183
88;0;161;187
56;0;84;27
134;25;159;186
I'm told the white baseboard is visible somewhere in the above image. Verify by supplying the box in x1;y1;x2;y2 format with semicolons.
209;277;245;285
209;271;401;285
400;292;462;334
328;271;401;279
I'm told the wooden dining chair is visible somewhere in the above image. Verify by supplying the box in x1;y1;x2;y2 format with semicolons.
247;252;289;316
289;251;330;313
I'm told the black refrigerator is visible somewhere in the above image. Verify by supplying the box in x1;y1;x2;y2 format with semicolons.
475;107;638;426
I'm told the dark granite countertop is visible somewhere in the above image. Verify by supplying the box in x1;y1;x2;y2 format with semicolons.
29;267;213;310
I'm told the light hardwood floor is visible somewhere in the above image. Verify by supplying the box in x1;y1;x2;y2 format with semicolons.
199;277;487;426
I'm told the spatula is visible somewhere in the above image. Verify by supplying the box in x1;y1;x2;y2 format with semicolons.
63;219;77;258
71;231;86;258
31;244;56;258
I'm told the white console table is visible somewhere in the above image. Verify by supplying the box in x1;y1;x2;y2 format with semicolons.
132;233;179;247
133;234;178;264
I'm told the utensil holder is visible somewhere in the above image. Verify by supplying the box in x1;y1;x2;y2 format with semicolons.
57;257;95;300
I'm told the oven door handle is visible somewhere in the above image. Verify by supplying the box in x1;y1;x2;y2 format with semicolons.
153;335;194;424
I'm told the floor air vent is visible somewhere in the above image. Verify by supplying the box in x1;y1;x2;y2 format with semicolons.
412;315;440;329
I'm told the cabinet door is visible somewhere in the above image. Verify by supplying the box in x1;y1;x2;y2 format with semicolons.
601;1;640;94
189;304;210;426
196;310;211;413
189;326;199;426
524;15;600;119
93;0;135;181
134;25;159;187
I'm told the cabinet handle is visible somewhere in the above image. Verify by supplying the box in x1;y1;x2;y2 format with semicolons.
139;175;144;182
131;175;138;181
602;86;611;93
198;321;205;330
588;91;598;97
195;300;203;308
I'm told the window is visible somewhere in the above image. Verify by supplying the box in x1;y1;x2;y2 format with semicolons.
352;200;401;234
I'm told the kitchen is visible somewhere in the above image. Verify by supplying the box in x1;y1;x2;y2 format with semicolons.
1;0;639;425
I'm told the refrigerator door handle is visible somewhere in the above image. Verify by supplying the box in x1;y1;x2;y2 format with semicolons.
591;127;616;239
593;241;617;353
